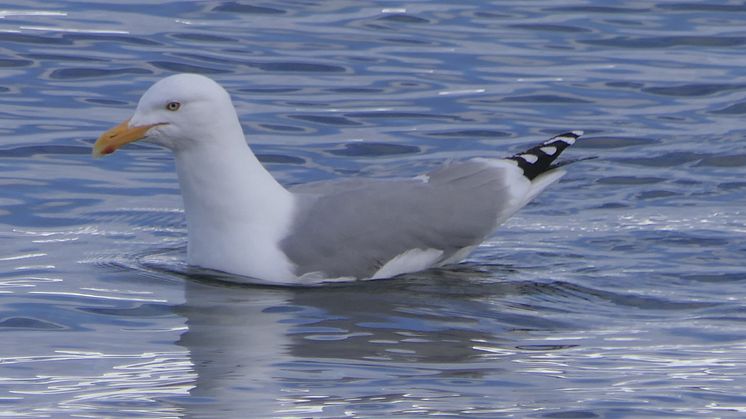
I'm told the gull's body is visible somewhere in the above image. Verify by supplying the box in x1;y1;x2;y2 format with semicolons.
94;74;582;285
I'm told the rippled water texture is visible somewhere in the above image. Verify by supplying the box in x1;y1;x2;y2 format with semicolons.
2;1;746;417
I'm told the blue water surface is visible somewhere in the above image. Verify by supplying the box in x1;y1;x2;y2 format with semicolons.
1;1;746;417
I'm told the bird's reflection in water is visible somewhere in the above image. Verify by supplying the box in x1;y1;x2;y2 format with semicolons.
175;265;574;417
175;279;295;416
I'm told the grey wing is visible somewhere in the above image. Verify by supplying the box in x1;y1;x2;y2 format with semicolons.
281;159;528;279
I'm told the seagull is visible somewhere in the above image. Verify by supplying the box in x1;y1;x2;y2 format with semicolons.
93;73;583;285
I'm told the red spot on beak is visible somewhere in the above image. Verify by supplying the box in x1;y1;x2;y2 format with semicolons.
103;146;116;155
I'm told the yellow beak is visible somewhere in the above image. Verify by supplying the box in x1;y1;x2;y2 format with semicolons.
92;118;164;158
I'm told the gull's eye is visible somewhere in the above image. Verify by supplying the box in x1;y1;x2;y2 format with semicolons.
166;101;181;111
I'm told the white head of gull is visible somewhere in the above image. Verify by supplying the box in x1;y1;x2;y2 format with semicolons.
94;73;583;285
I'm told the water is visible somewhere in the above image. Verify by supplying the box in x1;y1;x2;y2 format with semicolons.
2;1;746;417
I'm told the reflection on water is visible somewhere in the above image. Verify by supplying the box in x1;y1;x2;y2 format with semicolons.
178;283;293;417
2;0;746;417
174;263;742;417
176;277;559;417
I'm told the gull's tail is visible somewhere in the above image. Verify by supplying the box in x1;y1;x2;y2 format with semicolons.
507;131;584;180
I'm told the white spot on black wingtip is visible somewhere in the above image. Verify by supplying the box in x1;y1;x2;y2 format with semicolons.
540;146;557;156
552;134;578;145
508;130;584;180
544;130;583;145
519;153;538;164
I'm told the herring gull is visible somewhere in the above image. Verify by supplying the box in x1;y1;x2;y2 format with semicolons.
93;73;583;285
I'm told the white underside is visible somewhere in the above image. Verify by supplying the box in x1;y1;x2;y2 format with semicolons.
295;245;478;283
475;158;566;226
439;245;477;266
371;248;445;279
524;169;566;205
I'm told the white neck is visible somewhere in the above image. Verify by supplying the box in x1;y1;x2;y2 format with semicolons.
174;129;297;282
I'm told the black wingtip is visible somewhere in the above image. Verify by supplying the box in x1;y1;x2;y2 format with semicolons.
507;131;583;180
